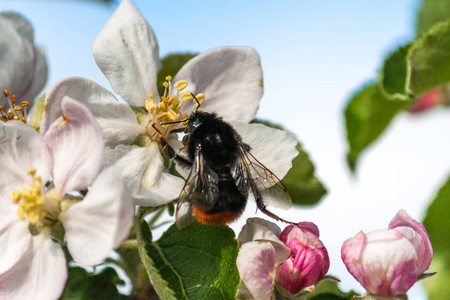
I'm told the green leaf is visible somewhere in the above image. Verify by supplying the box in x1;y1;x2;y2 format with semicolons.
380;43;413;100
157;53;198;96
407;20;450;96
344;83;410;171
251;119;327;205
307;280;359;300
416;0;450;36
422;174;450;300
60;266;123;300
136;219;240;300
283;143;327;206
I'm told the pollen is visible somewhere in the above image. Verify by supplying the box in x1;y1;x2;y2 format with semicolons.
174;80;188;91
1;89;28;124
145;75;205;140
12;169;46;224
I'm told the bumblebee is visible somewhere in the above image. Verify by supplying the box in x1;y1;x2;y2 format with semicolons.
156;96;294;228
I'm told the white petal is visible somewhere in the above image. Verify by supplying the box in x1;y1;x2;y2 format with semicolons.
232;122;298;180
108;143;184;205
44;98;103;195
174;47;263;123
237;241;276;300
42;77;143;148
0;229;67;300
0;122;50;200
0;12;35;106
19;46;48;105
0;203;31;273
238;217;291;264
60;167;134;266
91;0;160;106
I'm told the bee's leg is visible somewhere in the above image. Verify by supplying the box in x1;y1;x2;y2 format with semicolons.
152;124;192;167
255;196;296;225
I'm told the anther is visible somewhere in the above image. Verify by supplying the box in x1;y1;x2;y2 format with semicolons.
174;80;188;91
195;93;205;105
165;75;172;81
3;89;8;97
181;92;193;102
10;191;21;203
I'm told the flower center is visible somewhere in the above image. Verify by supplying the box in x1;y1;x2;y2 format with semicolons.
1;89;29;124
145;76;204;139
10;168;46;225
10;168;60;231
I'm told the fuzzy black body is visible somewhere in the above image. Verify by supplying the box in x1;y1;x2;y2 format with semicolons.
184;112;248;217
156;107;293;228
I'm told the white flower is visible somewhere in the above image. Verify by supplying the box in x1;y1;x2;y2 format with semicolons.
40;0;298;207
0;99;134;300
0;12;48;107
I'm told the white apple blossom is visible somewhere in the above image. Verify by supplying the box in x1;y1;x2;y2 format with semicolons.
40;0;298;208
0;98;134;300
0;12;48;108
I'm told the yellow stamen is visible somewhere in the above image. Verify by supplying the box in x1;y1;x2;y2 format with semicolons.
11;168;46;225
27;168;36;176
163;82;169;88
174;80;188;92
10;190;21;203
195;93;205;105
167;109;178;121
3;89;9;97
181;92;193;102
148;93;154;99
165;75;172;81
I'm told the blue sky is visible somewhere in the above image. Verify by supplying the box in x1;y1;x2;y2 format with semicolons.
3;0;449;298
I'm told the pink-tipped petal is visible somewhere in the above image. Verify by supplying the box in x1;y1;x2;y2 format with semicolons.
44;97;103;195
238;218;290;264
0;122;50;200
389;209;433;273
91;0;160;106
0;230;67;300
60;167;134;266
0;203;31;274
341;231;366;284
343;228;420;297
174;47;263;123
237;241;276;300
42;77;143;148
276;247;323;294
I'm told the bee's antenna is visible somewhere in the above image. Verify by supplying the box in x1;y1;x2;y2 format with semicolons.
191;93;201;112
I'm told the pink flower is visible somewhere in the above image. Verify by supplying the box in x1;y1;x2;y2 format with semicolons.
408;87;443;113
0;98;134;299
341;209;433;297
275;222;330;296
236;218;291;300
236;218;329;299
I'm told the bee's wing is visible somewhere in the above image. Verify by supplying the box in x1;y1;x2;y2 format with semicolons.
233;144;292;210
176;146;219;228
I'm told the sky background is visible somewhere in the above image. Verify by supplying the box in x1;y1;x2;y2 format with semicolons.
3;0;450;298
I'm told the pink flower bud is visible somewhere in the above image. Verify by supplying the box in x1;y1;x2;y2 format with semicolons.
275;222;330;295
408;87;442;113
341;210;433;297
